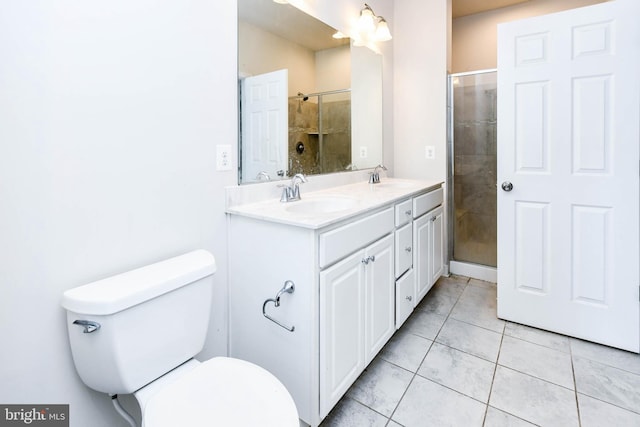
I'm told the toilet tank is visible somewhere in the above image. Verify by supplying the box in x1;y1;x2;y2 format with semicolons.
61;250;216;395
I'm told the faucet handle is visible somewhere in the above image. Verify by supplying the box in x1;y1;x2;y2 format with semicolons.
291;173;308;184
369;164;387;184
368;172;378;184
278;184;292;202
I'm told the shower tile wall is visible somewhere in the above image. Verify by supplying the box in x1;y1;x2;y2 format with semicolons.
289;98;320;175
453;75;497;267
288;97;351;176
321;99;351;173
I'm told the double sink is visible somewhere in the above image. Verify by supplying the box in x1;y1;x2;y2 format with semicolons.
227;178;439;229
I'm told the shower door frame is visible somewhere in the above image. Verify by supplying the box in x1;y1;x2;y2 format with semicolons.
446;69;498;282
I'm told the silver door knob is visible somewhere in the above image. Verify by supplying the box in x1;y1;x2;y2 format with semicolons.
501;181;513;192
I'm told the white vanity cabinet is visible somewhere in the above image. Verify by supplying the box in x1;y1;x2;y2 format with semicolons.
413;190;445;302
396;188;444;326
393;198;415;328
319;232;394;417
226;180;443;427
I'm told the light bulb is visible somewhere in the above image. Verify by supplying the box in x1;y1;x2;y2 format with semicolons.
374;18;392;42
357;7;376;34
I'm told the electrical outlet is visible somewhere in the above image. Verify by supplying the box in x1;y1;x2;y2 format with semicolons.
216;144;232;171
425;145;435;160
359;146;368;158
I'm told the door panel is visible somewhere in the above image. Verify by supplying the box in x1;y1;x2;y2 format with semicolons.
497;1;639;352
514;201;549;294
515;82;549;172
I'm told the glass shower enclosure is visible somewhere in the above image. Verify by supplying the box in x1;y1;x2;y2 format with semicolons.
288;89;352;176
447;70;497;269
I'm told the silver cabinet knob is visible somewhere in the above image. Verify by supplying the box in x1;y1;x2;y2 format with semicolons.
406;296;413;301
501;181;514;192
405;246;412;253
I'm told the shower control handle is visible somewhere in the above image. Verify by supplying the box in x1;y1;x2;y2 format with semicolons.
501;181;514;192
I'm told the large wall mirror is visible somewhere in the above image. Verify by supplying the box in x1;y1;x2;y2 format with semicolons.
238;0;383;184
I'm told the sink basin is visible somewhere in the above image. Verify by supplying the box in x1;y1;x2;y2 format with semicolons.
284;196;360;215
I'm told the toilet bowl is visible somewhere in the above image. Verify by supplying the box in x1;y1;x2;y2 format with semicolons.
61;250;298;426
137;358;298;427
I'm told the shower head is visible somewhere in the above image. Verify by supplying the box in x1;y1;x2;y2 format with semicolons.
298;92;309;101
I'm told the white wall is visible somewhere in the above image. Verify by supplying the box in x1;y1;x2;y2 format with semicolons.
452;0;609;73
315;45;351;93
0;0;396;426
239;21;317;97
0;1;236;426
393;0;450;182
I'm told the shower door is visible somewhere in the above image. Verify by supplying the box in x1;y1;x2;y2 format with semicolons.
448;70;497;268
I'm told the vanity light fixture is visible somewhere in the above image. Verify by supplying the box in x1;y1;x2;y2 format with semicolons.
357;4;377;35
374;16;392;42
355;3;392;44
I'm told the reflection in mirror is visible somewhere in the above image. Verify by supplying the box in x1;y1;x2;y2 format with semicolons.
238;0;383;184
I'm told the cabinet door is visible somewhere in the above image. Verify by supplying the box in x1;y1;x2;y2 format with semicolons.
364;234;395;364
319;250;365;418
413;214;432;304
430;206;444;284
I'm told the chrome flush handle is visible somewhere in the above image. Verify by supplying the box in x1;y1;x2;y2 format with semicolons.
73;319;101;333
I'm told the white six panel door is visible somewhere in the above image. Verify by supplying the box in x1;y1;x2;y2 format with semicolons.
497;1;640;352
240;69;288;182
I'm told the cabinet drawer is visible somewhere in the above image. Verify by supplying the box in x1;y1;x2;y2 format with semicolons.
394;199;413;227
394;223;412;278
319;207;394;269
413;188;443;219
395;269;415;329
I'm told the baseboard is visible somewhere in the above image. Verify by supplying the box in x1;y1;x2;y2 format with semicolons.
449;261;497;282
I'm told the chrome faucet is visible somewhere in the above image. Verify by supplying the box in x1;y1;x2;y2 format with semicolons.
279;173;307;202
369;164;387;184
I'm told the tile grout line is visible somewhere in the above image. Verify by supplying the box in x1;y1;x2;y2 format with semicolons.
385;276;469;425
569;339;584;427
482;327;504;426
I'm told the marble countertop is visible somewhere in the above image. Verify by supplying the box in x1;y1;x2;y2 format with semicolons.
226;178;443;229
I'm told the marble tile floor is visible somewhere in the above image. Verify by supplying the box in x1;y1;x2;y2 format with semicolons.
320;275;640;427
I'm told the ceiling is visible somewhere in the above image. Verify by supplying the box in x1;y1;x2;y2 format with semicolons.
240;0;534;50
453;0;531;18
239;0;349;52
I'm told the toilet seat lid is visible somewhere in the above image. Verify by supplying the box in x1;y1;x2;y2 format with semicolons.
142;357;299;427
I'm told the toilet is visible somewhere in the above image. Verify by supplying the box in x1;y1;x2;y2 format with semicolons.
61;250;299;427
